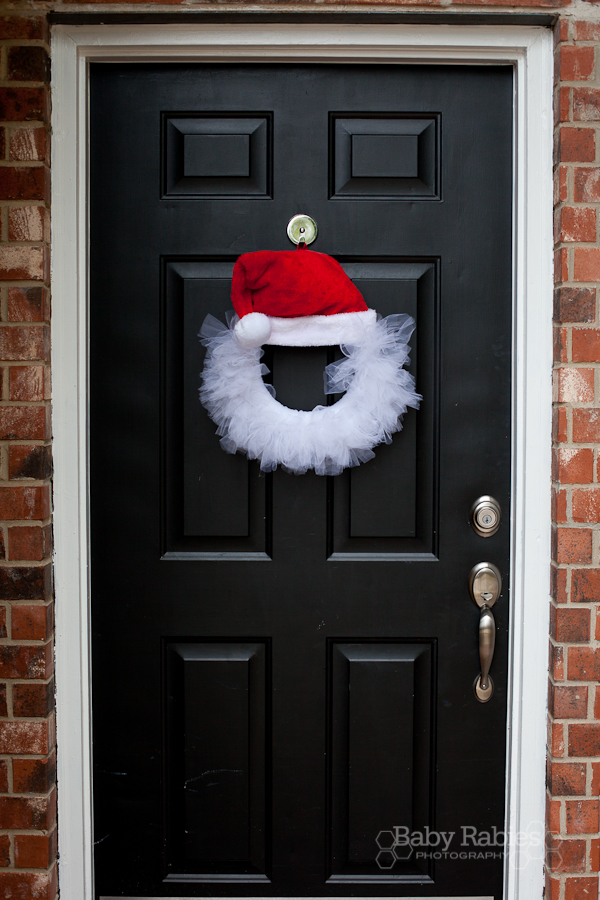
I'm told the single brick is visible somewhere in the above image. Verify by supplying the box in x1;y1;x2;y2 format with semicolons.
0;762;8;794
0;797;51;828
554;406;568;442
9;127;46;163
555;17;569;43
558;206;597;241
573;568;600;603
9;366;48;401
13;752;55;794
7;47;49;84
558;165;569;203
15;829;57;870
7;286;48;323
547;837;586;873
554;287;595;322
572;328;600;362
0;16;46;40
548;761;586;795
0;327;49;362
574;88;600;121
552;643;565;681
569;723;600;756
8;206;47;243
12;602;52;640
8;527;51;565
0;686;8;719
565;877;599;899
556;85;570;126
575;167;600;201
0;566;51;603
575;247;600;281
551;565;568;603
568;646;600;680
590;838;600;871
555;447;594;484
0;642;51;681
560;46;595;81
0;836;10;868
566;800;600;834
555;448;594;483
0;128;4;160
556;367;595;402
551;606;590;642
554;247;569;284
8;445;52;480
573;488;600;523
592;762;600;794
553;487;568;524
554;326;568;363
552;721;565;757
560;128;596;163
575;21;600;40
0;721;49;756
0;407;49;441
556;247;568;282
0;608;7;640
546;873;560;900
0;870;56;900
0;246;45;281
547;794;561;833
0;487;49;520
573;409;600;442
0;167;47;202
551;684;588;718
13;680;54;718
0;87;47;123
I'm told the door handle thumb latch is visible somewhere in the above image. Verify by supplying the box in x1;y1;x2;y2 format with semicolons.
469;562;502;703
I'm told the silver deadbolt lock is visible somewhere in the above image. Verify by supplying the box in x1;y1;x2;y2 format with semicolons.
470;495;501;538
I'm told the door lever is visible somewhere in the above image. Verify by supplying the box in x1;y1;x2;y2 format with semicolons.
469;562;502;703
477;605;495;700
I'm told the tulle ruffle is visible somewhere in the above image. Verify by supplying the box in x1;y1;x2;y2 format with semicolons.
199;313;421;476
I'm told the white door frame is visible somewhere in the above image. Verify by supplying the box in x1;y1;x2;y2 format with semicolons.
51;21;553;900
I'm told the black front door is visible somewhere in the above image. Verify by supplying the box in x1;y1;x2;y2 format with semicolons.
89;62;512;899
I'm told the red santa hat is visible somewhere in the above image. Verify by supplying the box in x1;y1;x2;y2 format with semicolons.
231;245;377;348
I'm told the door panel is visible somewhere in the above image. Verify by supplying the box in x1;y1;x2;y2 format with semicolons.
329;642;434;882
164;641;269;878
90;63;512;899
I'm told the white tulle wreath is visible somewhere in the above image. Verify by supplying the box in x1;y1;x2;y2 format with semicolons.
199;313;421;476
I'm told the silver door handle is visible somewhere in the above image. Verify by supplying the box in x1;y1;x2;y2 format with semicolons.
477;605;495;697
469;562;501;703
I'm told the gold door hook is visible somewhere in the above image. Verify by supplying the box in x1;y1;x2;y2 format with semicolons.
287;215;318;246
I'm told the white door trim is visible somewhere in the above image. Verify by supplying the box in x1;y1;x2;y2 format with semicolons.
51;21;553;900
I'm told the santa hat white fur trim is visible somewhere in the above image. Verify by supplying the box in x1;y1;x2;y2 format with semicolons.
234;309;377;348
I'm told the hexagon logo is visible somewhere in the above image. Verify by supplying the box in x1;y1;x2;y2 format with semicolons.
376;850;396;870
393;842;414;861
376;830;396;851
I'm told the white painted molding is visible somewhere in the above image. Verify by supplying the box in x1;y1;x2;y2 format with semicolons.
51;22;553;900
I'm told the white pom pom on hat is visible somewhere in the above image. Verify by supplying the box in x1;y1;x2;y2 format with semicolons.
234;312;272;348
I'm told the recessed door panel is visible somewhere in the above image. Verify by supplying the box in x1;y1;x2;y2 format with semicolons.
329;642;434;882
164;261;271;557
164;641;269;880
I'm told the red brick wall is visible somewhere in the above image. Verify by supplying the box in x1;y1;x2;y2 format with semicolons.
1;4;598;900
0;12;55;900
550;15;600;900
